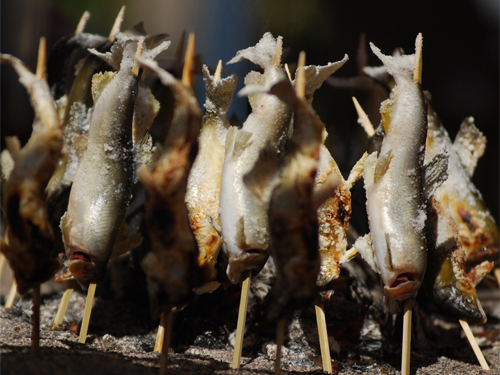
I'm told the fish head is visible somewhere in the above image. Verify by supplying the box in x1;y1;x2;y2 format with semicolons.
384;272;422;314
432;280;486;324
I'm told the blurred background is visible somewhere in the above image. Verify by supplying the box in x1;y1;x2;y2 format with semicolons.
1;0;498;231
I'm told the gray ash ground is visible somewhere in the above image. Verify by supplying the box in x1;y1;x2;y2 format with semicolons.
1;259;499;375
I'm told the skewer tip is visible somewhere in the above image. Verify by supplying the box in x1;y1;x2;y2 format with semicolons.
214;60;222;82
75;11;91;35
36;37;47;80
108;6;126;42
273;36;283;66
413;33;423;84
131;37;145;77
352;96;375;137
182;33;195;87
295;51;306;99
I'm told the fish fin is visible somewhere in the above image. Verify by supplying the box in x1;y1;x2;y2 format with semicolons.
111;232;143;259
363;151;378;187
235;217;246;248
232;130;253;158
4;136;21;162
227;32;281;70
340;247;358;264
312;171;342;210
369;42;415;79
91;71;116;104
224;126;238;155
133;132;155;182
423;148;449;201
295;55;349;102
243;142;278;203
206;213;222;237
467;261;494;287
269;79;298;108
345;152;368;189
353;234;378;273
453;117;486;177
374;150;392;184
133;84;160;145
73;134;88;161
202;64;237;114
1;149;15;181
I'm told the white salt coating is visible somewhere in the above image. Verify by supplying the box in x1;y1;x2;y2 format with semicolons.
227;32;281;69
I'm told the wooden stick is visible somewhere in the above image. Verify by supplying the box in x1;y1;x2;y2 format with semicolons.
5;280;17;308
32;284;41;357
36;37;46;80
295;51;306;99
315;303;332;374
274;317;285;375
0;253;6;279
75;11;91;35
182;33;195;88
459;319;490;370
273;36;283;66
232;273;251;369
284;64;292;83
159;310;173;375
401;299;412;375
131;37;145;78
413;33;423;85
352;96;375;137
494;268;500;287
213;60;222;82
108;6;125;42
154;313;167;352
52;283;74;330
79;283;96;344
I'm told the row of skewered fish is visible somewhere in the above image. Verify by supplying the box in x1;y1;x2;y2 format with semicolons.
1;10;498;331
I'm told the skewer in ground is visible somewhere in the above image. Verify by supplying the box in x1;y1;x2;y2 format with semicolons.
5;280;18;308
32;283;41;357
401;299;412;375
232;273;251;368
459;319;490;370
52;282;75;330
79;283;96;344
494;268;500;287
274;317;285;375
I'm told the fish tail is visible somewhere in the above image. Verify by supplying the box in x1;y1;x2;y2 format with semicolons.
227;32;282;69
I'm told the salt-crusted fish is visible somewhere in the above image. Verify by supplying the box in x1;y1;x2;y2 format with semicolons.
354;35;445;314
245;74;340;320
135;55;203;317
60;35;170;291
219;32;292;284
424;195;487;324
424;100;498;267
185;63;237;286
0;50;63;294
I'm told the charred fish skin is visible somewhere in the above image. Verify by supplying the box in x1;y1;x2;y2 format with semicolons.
61;37;169;290
135;57;203;318
0;53;63;294
361;37;428;314
185;65;237;285
424;196;487;324
220;32;292;284
425;100;499;265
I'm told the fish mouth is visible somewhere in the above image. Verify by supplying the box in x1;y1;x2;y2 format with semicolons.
67;247;97;290
384;273;421;314
433;284;487;324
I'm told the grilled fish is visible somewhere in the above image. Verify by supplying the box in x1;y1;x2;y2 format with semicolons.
136;55;203;317
0;51;63;294
185;64;237;286
219;32;293;284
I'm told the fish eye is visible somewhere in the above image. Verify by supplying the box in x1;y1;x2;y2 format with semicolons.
465;296;474;305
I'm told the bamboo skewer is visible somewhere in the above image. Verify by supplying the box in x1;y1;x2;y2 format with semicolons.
36;37;46;80
315;303;332;374
75;11;91;35
108;6;125;42
182;33;195;88
0;253;6;279
159;311;173;375
459;319;490;370
274;317;286;375
52;283;75;330
154;313;167;353
79;283;96;344
232;273;251;369
32;284;41;357
413;33;423;85
401;299;412;375
494;268;500;287
352;96;375;137
5;280;17;308
213;60;222;82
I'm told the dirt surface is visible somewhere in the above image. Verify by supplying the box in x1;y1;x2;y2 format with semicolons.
1;265;499;375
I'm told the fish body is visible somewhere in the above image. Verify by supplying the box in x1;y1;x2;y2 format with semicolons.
219;33;292;284
425;196;486;323
424;102;498;265
185;65;237;284
136;57;203;317
359;39;428;313
0;53;63;294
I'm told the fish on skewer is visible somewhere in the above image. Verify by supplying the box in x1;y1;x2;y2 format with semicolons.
220;32;293;284
60;34;170;291
135;51;203;317
244;58;340;320
0;42;63;295
354;35;447;314
185;62;237;289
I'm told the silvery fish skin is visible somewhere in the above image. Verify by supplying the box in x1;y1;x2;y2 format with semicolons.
360;39;428;314
0;53;63;294
60;37;169;290
135;57;203;317
245;80;339;320
185;65;237;285
425;196;487;324
219;32;292;284
424;101;498;266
